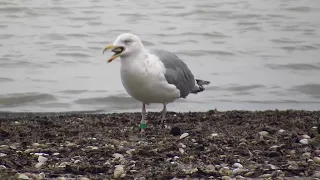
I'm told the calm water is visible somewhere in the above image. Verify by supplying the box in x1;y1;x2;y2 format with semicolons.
0;0;320;113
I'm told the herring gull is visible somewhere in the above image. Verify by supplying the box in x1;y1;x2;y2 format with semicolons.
103;33;210;132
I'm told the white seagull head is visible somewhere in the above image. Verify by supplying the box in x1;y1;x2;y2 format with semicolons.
103;33;145;63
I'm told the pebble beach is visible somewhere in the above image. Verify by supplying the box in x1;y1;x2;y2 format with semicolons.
0;110;320;179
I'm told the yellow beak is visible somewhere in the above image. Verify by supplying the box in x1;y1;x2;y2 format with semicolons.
102;45;121;63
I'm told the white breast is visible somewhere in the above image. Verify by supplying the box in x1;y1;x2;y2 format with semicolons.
119;54;180;104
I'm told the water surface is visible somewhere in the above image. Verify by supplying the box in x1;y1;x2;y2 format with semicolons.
0;0;320;113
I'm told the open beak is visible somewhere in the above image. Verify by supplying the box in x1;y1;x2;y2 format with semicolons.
102;45;125;63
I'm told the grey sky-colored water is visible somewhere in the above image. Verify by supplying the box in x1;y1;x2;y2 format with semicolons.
0;0;320;113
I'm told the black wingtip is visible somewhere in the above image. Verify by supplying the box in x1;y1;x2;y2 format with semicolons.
191;79;210;93
196;79;210;86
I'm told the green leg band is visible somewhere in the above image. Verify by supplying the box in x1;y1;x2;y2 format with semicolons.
139;123;147;129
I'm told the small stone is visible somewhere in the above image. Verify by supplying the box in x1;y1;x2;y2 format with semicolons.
267;163;278;170
35;162;44;168
267;151;282;158
38;172;45;179
32;143;40;147
232;163;243;169
53;153;60;156
221;176;232;180
301;135;311;139
307;159;314;163
113;153;125;163
38;156;48;163
312;171;320;178
17;173;30;180
289;150;296;155
219;167;232;176
235;175;245;180
259;131;269;137
302;152;311;159
315;150;320;156
288;161;298;169
203;165;216;173
118;145;125;151
66;142;77;147
79;178;90;180
179;143;187;148
0;145;9;150
189;167;198;174
34;153;49;156
211;133;218;137
259;174;273;178
24;149;35;153
126;149;135;155
244;171;254;177
10;145;17;150
57;177;67;180
170;127;181;136
114;165;125;178
233;168;245;175
179;148;185;154
313;157;320;164
272;170;285;177
0;165;6;169
299;139;309;145
130;170;138;173
58;162;70;168
0;153;7;157
269;145;280;150
74;160;80;164
179;133;189;140
88;146;98;150
278;129;285;133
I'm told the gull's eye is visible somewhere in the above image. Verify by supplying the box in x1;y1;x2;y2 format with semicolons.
123;39;131;44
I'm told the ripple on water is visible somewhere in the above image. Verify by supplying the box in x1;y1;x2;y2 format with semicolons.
0;34;13;40
55;52;91;58
280;45;318;51
266;63;320;71
59;90;90;94
74;95;140;110
74;95;138;105
206;84;265;92
283;6;312;12
0;25;8;28
0;93;56;107
153;32;230;39
0;7;25;13
66;33;91;38
175;50;235;57
271;38;305;44
67;16;100;21
237;21;260;26
0;77;14;82
42;33;67;41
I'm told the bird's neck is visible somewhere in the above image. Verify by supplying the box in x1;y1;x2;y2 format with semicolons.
120;49;149;65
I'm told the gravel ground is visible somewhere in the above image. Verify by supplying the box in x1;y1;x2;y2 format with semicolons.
0;110;320;180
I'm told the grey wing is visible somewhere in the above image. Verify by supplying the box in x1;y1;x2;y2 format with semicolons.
149;49;196;98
